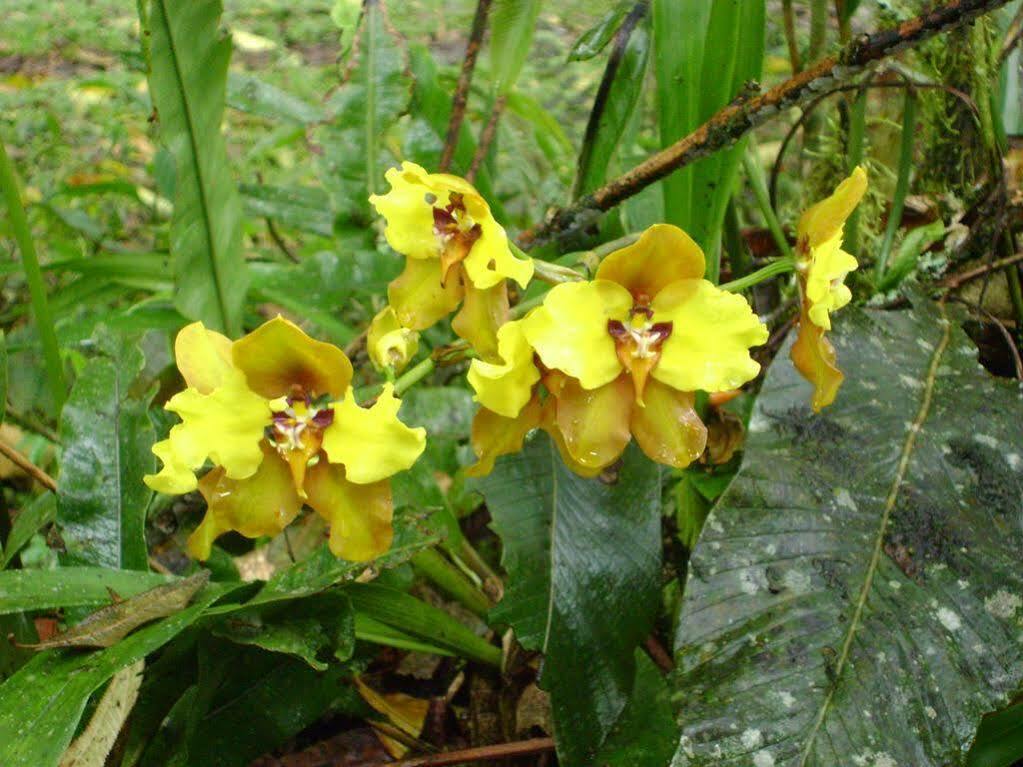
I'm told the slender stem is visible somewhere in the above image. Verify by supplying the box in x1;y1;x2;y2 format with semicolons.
742;144;794;260
844;87;868;256
875;88;917;280
782;0;803;74
0;138;65;409
438;0;493;172
0;438;57;491
388;737;556;767
719;257;796;293
412;549;493;618
393;357;435;396
466;94;506;183
835;0;852;44
942;250;1023;288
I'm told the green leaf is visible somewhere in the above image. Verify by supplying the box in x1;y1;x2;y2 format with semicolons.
239;183;334;237
877;219;945;292
0;567;173;615
57;329;155;571
595;653;677;766
489;0;541;95
652;0;709;234
671;301;1023;765
574;3;650;197
568;2;631;62
317;0;410;220
212;591;355;670
242;516;440;609
1;492;56;569
967;698;1023;767
226;72;323;124
0;583;234;767
145;0;248;335
183;648;366;767
346;582;500;667
477;435;663;766
688;0;764;275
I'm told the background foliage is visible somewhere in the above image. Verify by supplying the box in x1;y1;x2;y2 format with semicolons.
0;0;1022;765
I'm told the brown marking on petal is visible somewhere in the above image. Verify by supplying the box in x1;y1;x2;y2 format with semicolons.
433;193;483;287
607;312;673;405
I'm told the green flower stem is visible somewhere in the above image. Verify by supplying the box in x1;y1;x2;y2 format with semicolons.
392;357;436;397
875;88;917;281
412;548;492;618
0;138;65;410
531;259;586;284
742;143;794;260
719;257;797;293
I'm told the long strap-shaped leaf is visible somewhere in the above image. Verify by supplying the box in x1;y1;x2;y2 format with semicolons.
145;0;247;335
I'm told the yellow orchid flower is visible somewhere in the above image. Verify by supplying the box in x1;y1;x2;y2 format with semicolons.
144;317;426;562
369;161;533;360
368;306;419;374
790;167;868;412
465;224;767;475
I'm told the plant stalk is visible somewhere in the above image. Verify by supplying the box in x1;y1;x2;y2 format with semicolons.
742;143;794;260
719;257;796;293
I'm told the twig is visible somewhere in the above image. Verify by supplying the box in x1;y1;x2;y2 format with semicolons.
466;94;506;183
383;737;556;767
518;0;1015;248
265;217;299;263
438;0;493;173
941;251;1023;289
0;438;57;491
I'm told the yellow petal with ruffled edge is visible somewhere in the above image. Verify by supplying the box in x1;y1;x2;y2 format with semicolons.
797;166;868;249
630;380;706;469
467;319;540;418
187;446;303;561
650;279;767;393
596;224;705;303
174;322;234;395
305;461;393;561
522;280;630;390
232;316;353;399
368;306;419;373
321;384;426;484
144;368;271;494
804;232;858;330
462;214;533;290
369;162;442;260
388;256;464;331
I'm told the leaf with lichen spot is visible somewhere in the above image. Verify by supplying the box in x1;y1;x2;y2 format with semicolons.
23;571;209;650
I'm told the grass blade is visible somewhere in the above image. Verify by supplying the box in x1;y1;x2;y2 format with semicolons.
0;138;66;409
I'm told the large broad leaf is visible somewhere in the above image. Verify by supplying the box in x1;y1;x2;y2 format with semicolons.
477;435;663;767
316;0;410;221
0;568;172;614
671;302;1023;766
57;329;155;570
145;0;248;335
